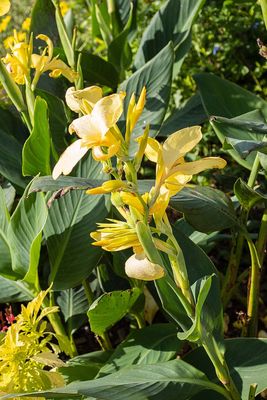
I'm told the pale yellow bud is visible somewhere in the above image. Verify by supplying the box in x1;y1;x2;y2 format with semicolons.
125;252;165;281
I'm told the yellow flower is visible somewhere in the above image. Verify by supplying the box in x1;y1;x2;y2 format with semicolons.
0;0;10;17
145;126;227;218
0;15;11;33
126;87;146;137
52;92;125;179
22;17;31;31
31;34;78;87
2;31;32;85
3;31;26;49
60;0;69;16
65;85;103;114
86;180;128;195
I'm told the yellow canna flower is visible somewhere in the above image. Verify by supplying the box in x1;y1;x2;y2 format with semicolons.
86;180;128;195
125;252;165;281
22;17;31;31
3;31;26;49
0;15;11;33
0;0;10;17
65;85;103;114
145;126;226;218
2;31;32;85
31;34;78;87
52;92;125;179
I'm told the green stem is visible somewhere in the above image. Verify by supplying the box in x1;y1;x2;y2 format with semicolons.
246;238;262;336
259;0;267;31
256;208;267;266
82;278;94;306
133;312;146;328
221;154;260;308
98;331;113;350
248;383;257;400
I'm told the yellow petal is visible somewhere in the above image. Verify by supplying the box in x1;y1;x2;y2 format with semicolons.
36;34;54;61
0;0;10;16
162;126;202;170
86;180;127;195
92;141;120;161
120;192;145;214
52;139;88;179
164;173;192;193
169;157;227;176
65;86;102;113
69;114;101;140
47;59;78;82
144;138;162;163
91;92;125;136
125;253;165;281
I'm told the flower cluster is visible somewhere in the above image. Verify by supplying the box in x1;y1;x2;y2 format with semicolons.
52;85;226;288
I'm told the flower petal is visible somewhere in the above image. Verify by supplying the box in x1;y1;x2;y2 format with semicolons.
163;126;202;170
66;86;102;113
69;114;101;140
86;180;127;195
52;140;88;179
92;141;120;161
144;138;162;163
91;92;125;136
169;157;227;176
0;0;10;16
125;253;165;281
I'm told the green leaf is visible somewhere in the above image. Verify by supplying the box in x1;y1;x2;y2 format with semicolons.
1;182;16;212
195;73;267;169
7;191;48;286
31;0;60;48
159;93;207;137
44;154;110;290
36;89;69;155
98;324;181;376
59;351;112;384
57;286;89;336
119;42;174;156
234;177;267;210
22;97;51;176
0;106;28;143
108;5;133;77
0;187;10;233
0;129;28;189
134;0;205;72
28;175;105;193
88;288;144;336
185;338;267;400
0;276;33;303
80;51;119;89
0;229;12;280
170;186;238;233
22;359;228;399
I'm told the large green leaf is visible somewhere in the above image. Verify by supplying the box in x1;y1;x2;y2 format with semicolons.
159;93;207;137
0;229;12;280
80;51;119;89
31;0;60;48
57;286;89;336
7;191;48;286
195;73;267;169
36;89;69;155
22;97;51;176
2;182;16;212
0;276;33;303
134;0;205;73
20;359;228;399
28;175;104;193
0;187;10;233
170;186;238;233
119;42;174;155
88;288;144;336
44;154;110;290
0;129;28;189
0;106;28;143
185;338;267;400
98;323;181;377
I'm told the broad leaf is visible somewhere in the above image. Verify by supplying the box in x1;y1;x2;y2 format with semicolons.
0;187;10;233
57;286;89;335
28;175;104;193
1;182;16;212
88;288;144;335
0;276;33;303
20;359;228;399
195;73;267;169
22;97;51;176
0;229;12;280
7;191;48;286
31;0;60;48
159;93;207;137
44;154;110;290
134;0;205;73
234;178;267;210
119;42;174;155
185;338;267;400
98;323;181;376
81;51;119;89
170;186;238;233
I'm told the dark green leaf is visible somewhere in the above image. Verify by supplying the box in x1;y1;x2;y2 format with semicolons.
1;182;16;212
159;93;207;137
0;276;33;303
57;286;89;336
22;97;51;176
80;51;119;89
44;154;110;290
134;0;205;72
28;175;105;193
234;177;267;210
170;186;238;233
88;288;144;335
119;43;174;155
31;0;60;48
98;323;181;377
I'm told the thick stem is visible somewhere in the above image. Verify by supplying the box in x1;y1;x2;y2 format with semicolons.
247;239;262;336
82;278;94;306
256;208;267;266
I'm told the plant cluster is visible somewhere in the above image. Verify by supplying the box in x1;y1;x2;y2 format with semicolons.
0;1;266;400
